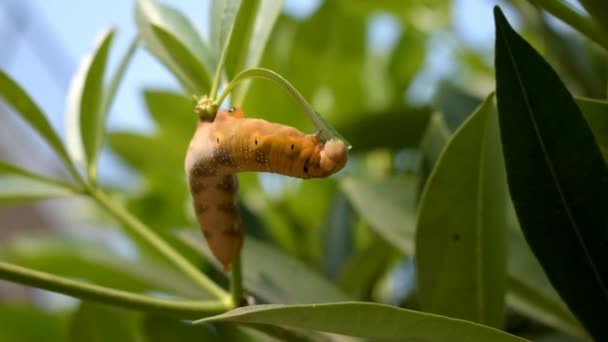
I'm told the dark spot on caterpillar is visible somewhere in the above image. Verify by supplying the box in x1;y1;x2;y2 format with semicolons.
453;233;460;241
217;202;239;215
216;175;237;192
228;106;236;113
189;180;208;194
195;203;209;214
255;139;258;146
303;160;309;174
290;144;294;150
191;162;217;177
217;137;220;144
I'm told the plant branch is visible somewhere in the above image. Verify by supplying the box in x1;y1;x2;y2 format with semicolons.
230;255;243;307
88;187;229;302
532;0;608;50
0;261;227;319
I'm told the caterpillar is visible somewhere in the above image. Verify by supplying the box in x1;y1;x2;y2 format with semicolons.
185;107;348;271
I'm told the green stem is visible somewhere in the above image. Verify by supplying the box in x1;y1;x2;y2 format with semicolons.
88;187;229;303
0;262;227;319
532;0;608;50
230;255;243;307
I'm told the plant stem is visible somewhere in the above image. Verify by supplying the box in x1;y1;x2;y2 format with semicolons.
0;262;227;319
88;187;229;302
230;255;243;307
533;0;608;50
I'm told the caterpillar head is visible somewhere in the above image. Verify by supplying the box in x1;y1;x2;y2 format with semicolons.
319;139;348;174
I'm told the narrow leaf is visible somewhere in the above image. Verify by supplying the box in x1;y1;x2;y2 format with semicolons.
224;0;283;105
0;160;76;189
494;6;608;339
136;0;212;95
211;0;242;53
416;93;507;328
0;70;80;182
102;36;139;118
65;28;115;181
341;177;417;255
0;177;77;206
196;303;527;342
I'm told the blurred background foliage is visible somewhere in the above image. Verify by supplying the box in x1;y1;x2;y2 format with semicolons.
0;0;606;341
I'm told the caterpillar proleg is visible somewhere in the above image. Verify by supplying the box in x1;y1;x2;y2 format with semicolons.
185;107;348;270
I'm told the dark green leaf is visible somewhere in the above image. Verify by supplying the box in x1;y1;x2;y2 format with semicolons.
494;6;608;339
335;106;431;151
416;93;507;328
0;305;68;342
341;176;417;255
576;97;608;162
69;302;141;342
197;302;528;342
177;231;350;304
136;0;212;95
65;29;115;179
506;201;585;339
0;70;80;182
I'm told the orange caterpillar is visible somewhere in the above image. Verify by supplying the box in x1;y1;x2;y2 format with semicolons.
185;107;348;270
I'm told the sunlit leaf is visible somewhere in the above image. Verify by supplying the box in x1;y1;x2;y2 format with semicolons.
65;29;115;180
136;0;212;95
196;302;527;342
0;70;80;182
416;93;507;328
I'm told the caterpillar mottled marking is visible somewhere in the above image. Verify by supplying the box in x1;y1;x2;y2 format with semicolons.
185;107;348;270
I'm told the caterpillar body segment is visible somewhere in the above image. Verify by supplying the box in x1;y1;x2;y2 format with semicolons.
185;107;348;270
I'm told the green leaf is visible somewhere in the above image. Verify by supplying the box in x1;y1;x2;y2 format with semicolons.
0;177;77;206
388;26;426;95
494;6;608;340
211;0;242;53
576;97;608;162
341;176;417;255
65;28;115;181
416;93;507;328
196;302;528;342
69;302;142;342
0;160;77;190
103;37;139;120
223;0;283;105
177;231;349;304
0;305;68;342
1;233;207;299
136;0;212;95
0;70;81;182
433;82;483;132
